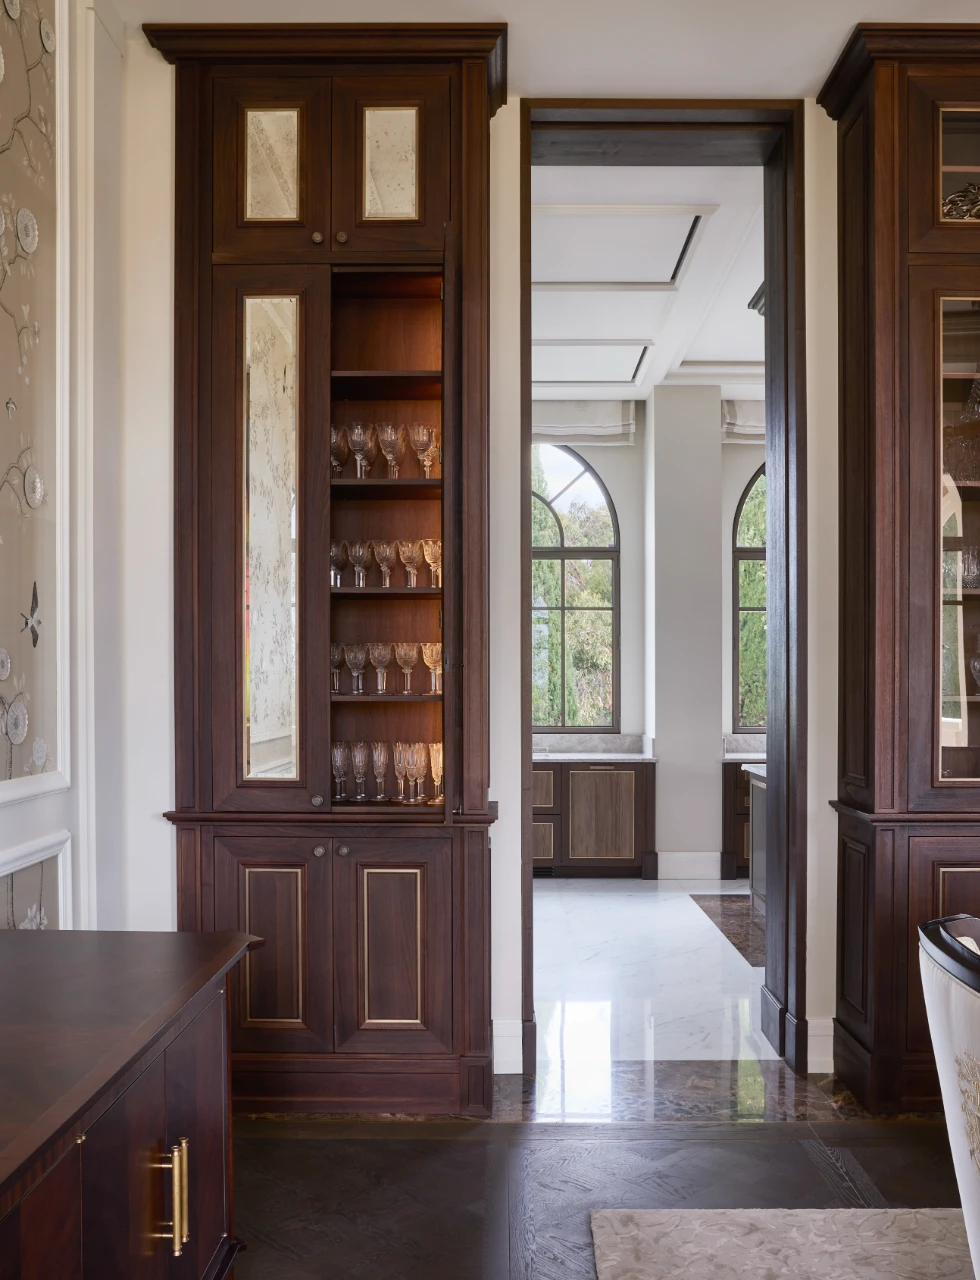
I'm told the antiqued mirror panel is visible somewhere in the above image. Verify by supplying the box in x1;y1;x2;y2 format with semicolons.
243;296;299;780
942;110;980;221
363;106;418;220
940;297;980;779
245;108;299;221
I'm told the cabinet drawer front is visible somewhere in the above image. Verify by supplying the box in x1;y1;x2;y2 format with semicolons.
215;836;332;1053
568;769;635;861
333;838;452;1054
532;767;558;811
533;819;557;862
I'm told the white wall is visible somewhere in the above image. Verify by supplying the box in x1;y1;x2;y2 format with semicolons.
721;442;766;736
652;384;724;874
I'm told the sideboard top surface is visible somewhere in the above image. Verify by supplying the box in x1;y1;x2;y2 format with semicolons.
0;930;255;1201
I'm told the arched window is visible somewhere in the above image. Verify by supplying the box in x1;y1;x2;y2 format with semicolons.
531;443;620;729
733;465;767;733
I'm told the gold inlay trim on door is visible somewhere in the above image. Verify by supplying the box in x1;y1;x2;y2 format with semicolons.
363;867;423;1026
243;865;305;1025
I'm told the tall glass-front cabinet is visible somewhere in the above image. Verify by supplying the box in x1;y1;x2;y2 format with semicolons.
820;25;980;1113
146;25;506;1116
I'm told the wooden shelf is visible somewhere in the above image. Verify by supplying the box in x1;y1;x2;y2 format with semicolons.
330;478;442;500
331;371;442;399
331;694;442;702
330;586;442;597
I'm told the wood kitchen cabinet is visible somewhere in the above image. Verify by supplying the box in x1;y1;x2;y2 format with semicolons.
721;762;752;880
532;760;656;875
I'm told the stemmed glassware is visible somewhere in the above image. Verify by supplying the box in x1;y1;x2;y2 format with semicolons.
331;741;350;801
330;643;344;694
372;540;398;588
428;742;444;805
371;741;390;801
407;743;428;804
421;642;443;695
395;642;419;694
348;541;373;588
422;539;442;588
408;423;434;477
393;741;409;803
424;436;440;479
330;540;348;589
343;643;368;695
368;642;393;693
348;423;375;479
330;424;349;478
376;423;405;479
350;741;370;802
398;540;424;588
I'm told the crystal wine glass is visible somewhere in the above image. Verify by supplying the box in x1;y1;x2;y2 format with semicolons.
409;742;428;805
394;641;418;694
376;423;405;479
372;539;398;589
372;741;390;801
397;540;424;588
330;424;349;478
421;642;443;695
344;642;368;695
330;540;348;589
422;539;442;588
348;422;375;479
348;540;373;589
330;642;344;694
350;741;370;802
423;435;440;479
368;642;393;693
393;741;409;803
331;741;350;801
428;742;444;805
408;423;434;477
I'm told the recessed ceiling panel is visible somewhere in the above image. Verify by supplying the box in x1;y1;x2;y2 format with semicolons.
532;344;645;384
531;211;697;283
532;289;672;341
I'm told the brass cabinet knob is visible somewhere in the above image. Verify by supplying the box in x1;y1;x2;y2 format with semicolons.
337;845;350;857
312;795;324;807
336;230;348;243
312;231;324;244
313;845;325;858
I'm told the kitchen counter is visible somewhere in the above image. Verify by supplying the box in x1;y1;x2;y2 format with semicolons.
533;752;657;762
744;762;767;782
723;752;766;762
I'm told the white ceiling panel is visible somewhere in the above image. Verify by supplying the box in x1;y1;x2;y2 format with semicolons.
532;289;673;342
685;213;766;362
531;211;697;284
532;344;645;384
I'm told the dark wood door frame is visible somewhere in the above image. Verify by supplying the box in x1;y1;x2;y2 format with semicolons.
519;100;809;1075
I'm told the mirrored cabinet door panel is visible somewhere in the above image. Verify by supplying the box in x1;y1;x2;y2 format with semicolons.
331;76;451;252
909;75;980;252
213;77;330;258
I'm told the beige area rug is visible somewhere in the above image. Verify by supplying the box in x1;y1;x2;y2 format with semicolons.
591;1208;973;1279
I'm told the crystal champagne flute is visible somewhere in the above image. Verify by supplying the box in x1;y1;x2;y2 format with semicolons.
372;741;390;800
398;540;424;588
422;539;442;588
376;423;405;479
368;642;393;693
421;642;443;695
330;424;350;478
394;642;418;694
428;742;444;805
351;741;370;802
410;742;429;804
372;539;398;588
330;540;348;589
330;642;343;694
393;741;409;803
348;540;373;588
404;743;420;804
331;741;350;802
423;434;440;479
408;423;434;477
344;642;368;695
348;422;374;479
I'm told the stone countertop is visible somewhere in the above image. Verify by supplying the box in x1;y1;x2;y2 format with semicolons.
723;752;766;762
743;762;767;782
532;753;656;763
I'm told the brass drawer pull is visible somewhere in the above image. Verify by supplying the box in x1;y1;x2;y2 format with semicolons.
180;1137;190;1245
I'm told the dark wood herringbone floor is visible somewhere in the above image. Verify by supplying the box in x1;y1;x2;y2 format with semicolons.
232;1116;959;1279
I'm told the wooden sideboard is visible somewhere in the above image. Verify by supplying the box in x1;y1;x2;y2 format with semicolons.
532;759;656;876
0;930;256;1279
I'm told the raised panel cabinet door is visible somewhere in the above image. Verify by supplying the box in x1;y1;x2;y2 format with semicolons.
333;837;452;1054
0;1145;81;1280
165;993;230;1279
210;266;333;812
564;766;640;867
532;765;560;813
533;818;559;864
331;76;451;253
213;76;330;258
81;1055;169;1279
214;835;332;1054
909;74;980;253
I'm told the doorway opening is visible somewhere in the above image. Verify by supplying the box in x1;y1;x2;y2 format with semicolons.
519;103;808;1115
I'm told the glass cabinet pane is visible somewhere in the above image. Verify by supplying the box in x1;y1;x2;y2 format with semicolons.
246;109;299;220
940;298;980;778
363;106;418;220
941;110;980;222
244;296;299;779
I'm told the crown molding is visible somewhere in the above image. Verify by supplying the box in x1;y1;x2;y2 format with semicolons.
819;23;980;120
142;23;508;115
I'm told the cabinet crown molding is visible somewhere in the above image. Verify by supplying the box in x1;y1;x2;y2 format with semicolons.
142;22;508;115
819;22;980;120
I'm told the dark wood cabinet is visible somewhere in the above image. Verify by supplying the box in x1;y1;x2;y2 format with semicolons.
820;25;980;1112
0;932;253;1280
149;17;505;1117
531;760;655;875
721;761;752;880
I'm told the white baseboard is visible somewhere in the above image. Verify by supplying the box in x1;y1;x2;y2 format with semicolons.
493;1018;524;1074
808;1017;835;1073
657;851;722;879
